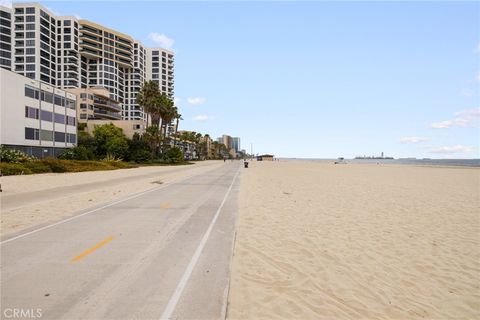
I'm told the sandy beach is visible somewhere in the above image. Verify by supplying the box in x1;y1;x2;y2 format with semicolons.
228;160;480;319
0;161;223;237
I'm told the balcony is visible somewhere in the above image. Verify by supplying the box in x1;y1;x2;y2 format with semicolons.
93;108;122;120
80;32;101;43
93;97;122;112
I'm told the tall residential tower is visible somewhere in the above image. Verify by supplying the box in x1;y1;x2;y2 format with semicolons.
1;2;174;123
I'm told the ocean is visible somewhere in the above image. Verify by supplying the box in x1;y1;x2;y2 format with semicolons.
280;158;480;167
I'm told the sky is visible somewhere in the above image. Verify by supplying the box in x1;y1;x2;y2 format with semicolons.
5;0;480;158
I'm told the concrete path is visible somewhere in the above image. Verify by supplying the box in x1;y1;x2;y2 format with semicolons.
0;162;241;320
1;164;217;212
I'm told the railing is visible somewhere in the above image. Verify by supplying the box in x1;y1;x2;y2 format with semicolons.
93;108;122;120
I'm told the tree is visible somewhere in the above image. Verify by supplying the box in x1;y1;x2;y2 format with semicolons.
142;125;162;157
158;94;176;152
173;112;182;146
136;81;162;127
92;124;129;159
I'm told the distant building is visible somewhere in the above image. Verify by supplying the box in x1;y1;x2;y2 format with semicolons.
0;68;77;157
257;154;274;161
232;137;240;153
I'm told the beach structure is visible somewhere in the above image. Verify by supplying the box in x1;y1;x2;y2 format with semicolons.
0;68;77;157
257;154;274;161
0;2;174;124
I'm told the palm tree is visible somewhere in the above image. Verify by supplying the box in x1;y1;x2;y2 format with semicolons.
136;81;162;127
173;111;182;147
157;93;175;152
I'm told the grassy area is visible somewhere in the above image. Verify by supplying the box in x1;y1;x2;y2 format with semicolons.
0;158;138;176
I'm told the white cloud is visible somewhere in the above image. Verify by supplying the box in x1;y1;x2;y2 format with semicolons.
460;88;473;97
174;97;181;106
193;115;213;122
187;97;206;106
399;136;429;144
430;108;480;129
74;14;82;20
429;145;475;154
148;32;174;50
0;0;12;8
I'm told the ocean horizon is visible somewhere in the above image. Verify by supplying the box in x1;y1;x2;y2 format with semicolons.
278;158;480;167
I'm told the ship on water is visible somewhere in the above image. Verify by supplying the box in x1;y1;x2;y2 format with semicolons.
354;152;394;160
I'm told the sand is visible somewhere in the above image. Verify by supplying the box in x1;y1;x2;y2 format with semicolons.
228;160;480;319
0;161;223;237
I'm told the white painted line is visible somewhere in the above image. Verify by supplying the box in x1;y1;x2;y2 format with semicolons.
0;170;207;245
160;167;240;320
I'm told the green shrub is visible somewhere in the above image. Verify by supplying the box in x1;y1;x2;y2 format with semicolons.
0;146;36;163
130;149;152;163
162;147;184;164
0;163;32;175
59;146;94;160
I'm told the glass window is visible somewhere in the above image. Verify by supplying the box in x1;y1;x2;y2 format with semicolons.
67;116;76;126
54;95;62;106
25;106;39;119
54;113;65;124
25;7;35;14
40;129;53;141
67;133;76;143
25;127;35;140
41;110;52;122
55;131;65;142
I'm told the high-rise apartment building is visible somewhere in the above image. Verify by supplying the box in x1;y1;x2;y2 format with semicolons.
0;5;12;70
146;48;174;98
1;2;174;123
232;137;240;152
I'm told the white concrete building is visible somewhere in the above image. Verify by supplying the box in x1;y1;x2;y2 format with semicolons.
146;48;175;98
0;68;77;157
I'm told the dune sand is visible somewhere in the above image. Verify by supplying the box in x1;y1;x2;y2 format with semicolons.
228;160;480;319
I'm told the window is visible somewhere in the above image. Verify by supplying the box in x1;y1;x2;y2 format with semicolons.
25;106;39;119
40;110;52;122
54;95;64;106
67;133;76;143
26;32;35;38
26;24;35;30
25;127;40;140
41;91;53;104
26;7;35;14
40;129;53;141
67;116;76;126
63;20;71;26
54;131;65;142
54;113;65;124
25;85;39;99
26;48;35;55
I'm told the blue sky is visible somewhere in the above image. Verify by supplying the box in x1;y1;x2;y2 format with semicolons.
11;1;480;158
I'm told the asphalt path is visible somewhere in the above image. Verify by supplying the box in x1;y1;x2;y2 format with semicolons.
0;162;241;320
